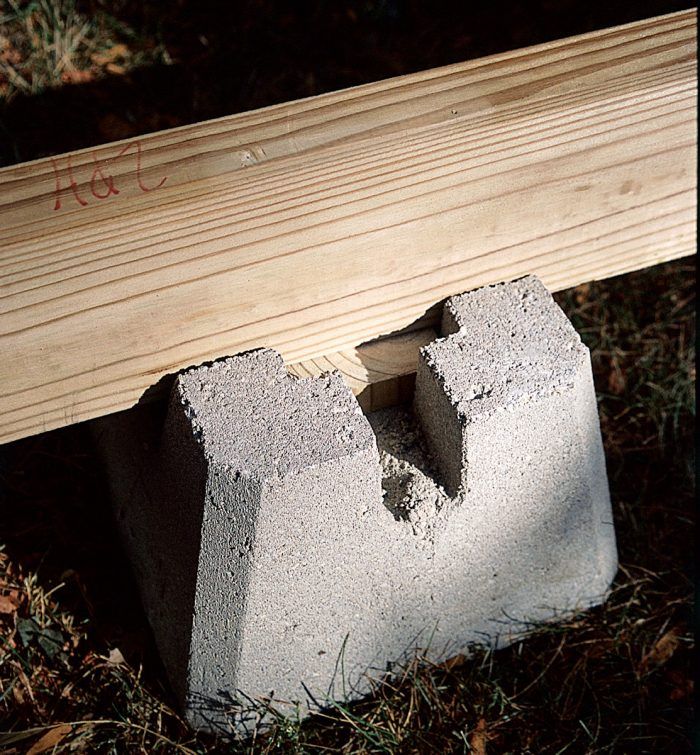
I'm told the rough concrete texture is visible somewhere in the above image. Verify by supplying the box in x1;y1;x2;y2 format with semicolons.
417;275;595;495
412;274;617;632
96;275;617;735
166;350;400;730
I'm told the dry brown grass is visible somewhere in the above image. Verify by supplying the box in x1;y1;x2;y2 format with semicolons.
0;0;168;101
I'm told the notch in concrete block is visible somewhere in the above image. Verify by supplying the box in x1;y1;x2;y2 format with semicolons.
288;327;437;412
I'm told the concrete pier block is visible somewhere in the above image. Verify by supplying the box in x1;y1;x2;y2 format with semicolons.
95;275;617;735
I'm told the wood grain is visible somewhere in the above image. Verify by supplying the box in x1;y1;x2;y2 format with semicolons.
289;328;437;412
0;10;696;443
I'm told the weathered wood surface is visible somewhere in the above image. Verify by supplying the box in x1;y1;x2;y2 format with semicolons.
0;10;696;443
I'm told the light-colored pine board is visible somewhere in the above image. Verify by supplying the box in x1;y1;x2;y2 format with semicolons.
0;10;696;443
288;327;438;412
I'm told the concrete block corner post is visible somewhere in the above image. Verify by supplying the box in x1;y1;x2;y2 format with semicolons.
153;349;402;732
414;275;618;627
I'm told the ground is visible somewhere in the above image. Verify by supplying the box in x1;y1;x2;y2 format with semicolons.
0;1;696;752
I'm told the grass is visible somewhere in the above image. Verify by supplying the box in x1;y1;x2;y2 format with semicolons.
0;258;694;753
0;0;169;101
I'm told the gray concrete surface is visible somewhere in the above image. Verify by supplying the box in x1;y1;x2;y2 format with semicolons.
95;276;617;736
167;350;397;731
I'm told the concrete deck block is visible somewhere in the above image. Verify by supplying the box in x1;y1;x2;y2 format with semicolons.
95;276;617;736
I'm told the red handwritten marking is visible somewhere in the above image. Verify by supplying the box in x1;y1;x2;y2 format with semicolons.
114;140;168;193
90;155;120;199
52;140;168;211
51;155;88;210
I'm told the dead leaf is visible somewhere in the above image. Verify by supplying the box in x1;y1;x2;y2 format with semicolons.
27;724;72;755
574;282;591;305
105;63;126;75
15;666;35;704
0;590;20;614
107;647;125;666
12;685;25;706
469;718;489;755
607;367;626;395
0;45;22;66
442;653;467;671
666;669;694;700
640;628;681;674
60;69;95;85
91;43;129;66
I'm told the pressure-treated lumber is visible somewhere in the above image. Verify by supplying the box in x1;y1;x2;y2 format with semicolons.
289;327;437;412
0;10;696;443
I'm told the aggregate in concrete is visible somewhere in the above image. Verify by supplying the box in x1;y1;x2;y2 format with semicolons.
96;275;618;735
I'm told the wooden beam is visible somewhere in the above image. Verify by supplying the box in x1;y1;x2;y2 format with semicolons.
0;10;696;444
289;328;437;412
